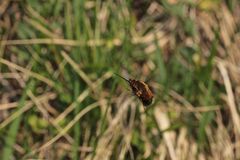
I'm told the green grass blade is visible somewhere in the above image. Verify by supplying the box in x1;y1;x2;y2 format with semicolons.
2;80;35;160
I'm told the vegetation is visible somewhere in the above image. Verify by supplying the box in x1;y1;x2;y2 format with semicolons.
0;0;240;159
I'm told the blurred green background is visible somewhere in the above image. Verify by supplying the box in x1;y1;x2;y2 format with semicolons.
0;0;240;159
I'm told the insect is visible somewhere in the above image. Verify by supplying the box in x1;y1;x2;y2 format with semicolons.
115;73;154;106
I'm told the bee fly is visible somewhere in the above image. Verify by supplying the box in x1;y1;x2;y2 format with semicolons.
115;73;154;106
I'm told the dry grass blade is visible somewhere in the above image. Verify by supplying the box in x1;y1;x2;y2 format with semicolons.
164;104;220;113
0;39;83;46
26;101;101;157
25;5;48;25
218;62;240;134
93;97;134;160
0;0;10;15
27;91;74;146
56;142;92;152
0;58;55;87
61;51;95;89
53;89;89;124
0;93;55;130
0;103;32;130
168;90;202;119
176;128;188;160
154;107;177;160
53;71;112;124
0;102;18;110
0;38;122;47
23;16;60;38
27;91;49;118
80;128;92;159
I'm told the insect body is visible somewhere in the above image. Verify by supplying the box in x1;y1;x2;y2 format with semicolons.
115;73;154;106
